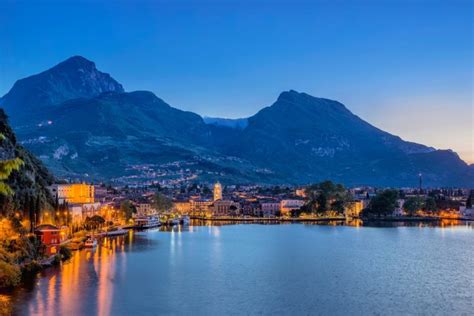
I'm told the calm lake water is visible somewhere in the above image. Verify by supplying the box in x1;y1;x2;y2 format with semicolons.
2;221;473;315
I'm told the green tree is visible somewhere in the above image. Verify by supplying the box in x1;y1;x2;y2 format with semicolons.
85;215;105;230
120;200;136;221
403;197;424;216
304;180;350;215
364;189;399;217
424;197;437;212
0;154;23;196
153;192;172;213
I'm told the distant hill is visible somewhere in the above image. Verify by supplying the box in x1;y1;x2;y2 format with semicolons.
1;56;472;187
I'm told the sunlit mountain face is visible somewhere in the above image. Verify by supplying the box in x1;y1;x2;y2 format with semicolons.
1;56;472;187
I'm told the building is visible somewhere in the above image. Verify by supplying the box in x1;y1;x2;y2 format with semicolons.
70;202;102;224
136;203;156;216
241;201;260;216
345;200;364;218
459;206;474;219
35;224;63;256
393;199;405;216
259;201;281;217
174;201;191;214
213;182;222;201
213;200;241;216
50;183;95;204
280;199;305;216
190;199;213;216
295;188;307;198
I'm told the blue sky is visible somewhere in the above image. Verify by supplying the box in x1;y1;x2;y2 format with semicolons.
0;0;472;163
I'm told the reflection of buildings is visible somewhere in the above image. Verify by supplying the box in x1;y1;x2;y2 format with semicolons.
213;182;222;201
49;183;95;204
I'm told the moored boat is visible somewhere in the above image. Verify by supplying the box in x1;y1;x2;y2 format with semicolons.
84;237;98;248
134;215;161;229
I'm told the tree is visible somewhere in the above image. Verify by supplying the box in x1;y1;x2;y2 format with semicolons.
85;215;105;230
304;180;350;215
364;190;399;217
0;154;23;196
153;192;172;213
403;197;424;216
424;197;437;212
120;200;136;221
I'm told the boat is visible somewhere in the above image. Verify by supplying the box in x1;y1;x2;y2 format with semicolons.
84;237;98;248
102;228;129;236
134;215;161;229
181;215;190;225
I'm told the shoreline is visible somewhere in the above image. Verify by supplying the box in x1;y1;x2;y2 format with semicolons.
190;216;473;223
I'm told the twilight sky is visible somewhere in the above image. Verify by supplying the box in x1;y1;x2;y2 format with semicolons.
0;0;472;163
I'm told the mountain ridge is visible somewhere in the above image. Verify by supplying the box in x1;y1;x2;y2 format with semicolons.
1;56;471;187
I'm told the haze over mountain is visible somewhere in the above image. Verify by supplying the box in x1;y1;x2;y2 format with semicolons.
1;56;472;187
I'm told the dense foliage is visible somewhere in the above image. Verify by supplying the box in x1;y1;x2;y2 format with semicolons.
153;192;173;213
301;180;351;216
0;110;55;221
362;190;399;217
120;200;136;221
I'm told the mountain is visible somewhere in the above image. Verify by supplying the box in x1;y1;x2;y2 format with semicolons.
1;56;472;187
0;56;123;125
203;117;248;129
213;91;471;187
0;110;55;216
14;90;274;184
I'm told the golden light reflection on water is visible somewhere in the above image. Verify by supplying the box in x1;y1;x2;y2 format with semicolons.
3;221;472;315
19;235;128;315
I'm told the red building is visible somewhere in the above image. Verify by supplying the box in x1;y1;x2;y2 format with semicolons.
35;224;61;256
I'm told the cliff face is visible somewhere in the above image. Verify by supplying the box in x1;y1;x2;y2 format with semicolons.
0;110;55;217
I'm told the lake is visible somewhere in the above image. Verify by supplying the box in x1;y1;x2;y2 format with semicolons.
2;221;473;315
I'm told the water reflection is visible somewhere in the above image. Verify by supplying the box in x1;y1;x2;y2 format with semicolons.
2;220;472;315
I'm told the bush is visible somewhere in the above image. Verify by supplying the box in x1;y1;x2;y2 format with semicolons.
0;261;21;289
21;260;42;275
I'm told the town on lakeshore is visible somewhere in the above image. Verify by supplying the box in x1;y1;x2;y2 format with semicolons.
1;173;473;290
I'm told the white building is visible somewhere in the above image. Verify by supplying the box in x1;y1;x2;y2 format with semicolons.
392;199;405;216
280;199;305;216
